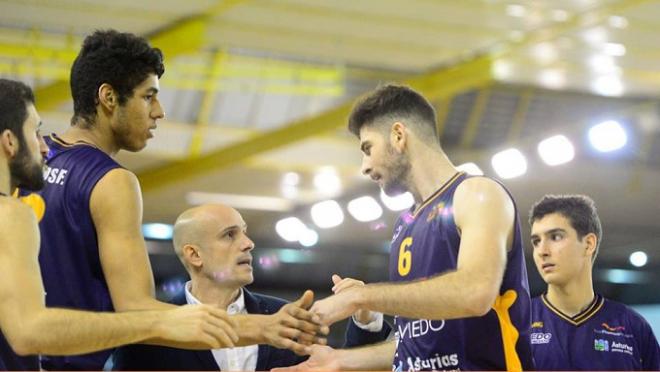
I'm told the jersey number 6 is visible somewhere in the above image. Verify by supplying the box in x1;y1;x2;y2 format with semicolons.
398;237;413;276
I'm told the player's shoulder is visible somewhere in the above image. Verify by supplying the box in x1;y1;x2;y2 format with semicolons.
602;297;649;325
454;175;511;202
0;197;38;234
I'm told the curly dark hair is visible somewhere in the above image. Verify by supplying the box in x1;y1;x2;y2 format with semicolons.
348;84;438;144
70;29;164;126
529;194;603;261
0;78;35;143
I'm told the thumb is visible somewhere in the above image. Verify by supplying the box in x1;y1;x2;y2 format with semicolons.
331;274;342;285
295;289;315;309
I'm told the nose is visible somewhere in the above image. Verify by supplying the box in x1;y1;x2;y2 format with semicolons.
152;97;165;120
361;156;372;177
242;235;255;252
38;136;49;159
536;240;550;257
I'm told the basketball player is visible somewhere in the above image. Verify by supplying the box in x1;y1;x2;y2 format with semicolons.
529;194;659;370
0;78;239;371
18;30;324;370
284;84;534;371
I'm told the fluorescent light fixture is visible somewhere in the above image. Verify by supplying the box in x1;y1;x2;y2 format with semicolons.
282;172;300;186
589;55;620;75
588;120;627;152
551;9;569;22
380;190;414;211
492;60;513;79
299;228;319;247
347;196;383;222
531;43;558;63
592;75;623;96
456;162;483;176
537;135;574;166
142;223;173;240
310;200;344;228
604;42;626;57
629;251;648;267
506;4;526;17
608;15;628;29
491;148;527;179
313;168;341;195
601;268;651;284
275;217;307;242
582;27;607;45
539;69;565;89
186;191;293;212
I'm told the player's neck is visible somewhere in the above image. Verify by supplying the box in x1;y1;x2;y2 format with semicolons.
0;162;10;196
61;122;120;156
190;278;241;310
546;273;595;316
408;148;457;205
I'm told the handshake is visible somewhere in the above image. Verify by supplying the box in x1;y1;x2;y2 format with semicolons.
158;274;374;355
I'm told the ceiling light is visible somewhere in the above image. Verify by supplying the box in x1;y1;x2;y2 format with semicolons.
142;223;173;240
299;228;319;247
537;135;574;166
282;172;300;186
531;43;558;63
310;200;344;228
506;4;526;17
629;251;648;267
582;27;607;45
551;9;569;22
603;42;626;57
589;55;620;75
539;69;566;89
588;120;627;152
456;162;483;176
608;15;628;29
347;196;383;222
492;60;514;79
591;75;623;96
380;190;414;211
491;148;527;179
313;168;341;195
275;217;307;242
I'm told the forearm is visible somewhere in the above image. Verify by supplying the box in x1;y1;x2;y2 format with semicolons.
20;308;161;355
113;296;175;312
356;269;499;320
335;340;396;370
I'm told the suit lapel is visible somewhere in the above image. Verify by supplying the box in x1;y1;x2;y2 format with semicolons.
172;290;221;370
245;289;272;371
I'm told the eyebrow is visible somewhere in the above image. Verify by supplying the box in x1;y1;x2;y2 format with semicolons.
219;223;247;235
531;228;566;239
146;87;159;94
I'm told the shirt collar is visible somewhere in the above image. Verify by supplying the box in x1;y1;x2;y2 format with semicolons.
184;281;246;314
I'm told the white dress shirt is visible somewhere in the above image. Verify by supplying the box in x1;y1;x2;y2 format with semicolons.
184;282;258;371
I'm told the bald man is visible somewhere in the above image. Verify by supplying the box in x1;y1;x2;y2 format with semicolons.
114;204;326;370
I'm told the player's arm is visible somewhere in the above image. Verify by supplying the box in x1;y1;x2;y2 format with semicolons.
0;201;238;355
313;177;512;323
273;341;396;371
91;168;170;311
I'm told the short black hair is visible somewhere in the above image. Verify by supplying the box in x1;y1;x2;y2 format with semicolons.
70;29;164;126
348;84;438;144
0;79;35;143
529;194;603;261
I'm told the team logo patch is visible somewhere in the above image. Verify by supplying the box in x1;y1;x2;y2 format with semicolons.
531;332;552;344
531;321;544;328
594;339;609;351
602;322;625;332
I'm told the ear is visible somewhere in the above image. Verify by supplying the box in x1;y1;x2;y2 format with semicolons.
583;232;598;260
98;83;117;111
390;122;407;152
183;244;204;268
0;129;19;158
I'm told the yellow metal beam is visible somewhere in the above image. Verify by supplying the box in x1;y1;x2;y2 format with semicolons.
137;55;494;192
32;0;246;111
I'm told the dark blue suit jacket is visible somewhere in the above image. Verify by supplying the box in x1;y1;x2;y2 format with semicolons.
113;289;390;370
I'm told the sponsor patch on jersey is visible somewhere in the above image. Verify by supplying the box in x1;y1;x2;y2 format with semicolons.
531;321;544;328
594;339;609;351
531;332;552;344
